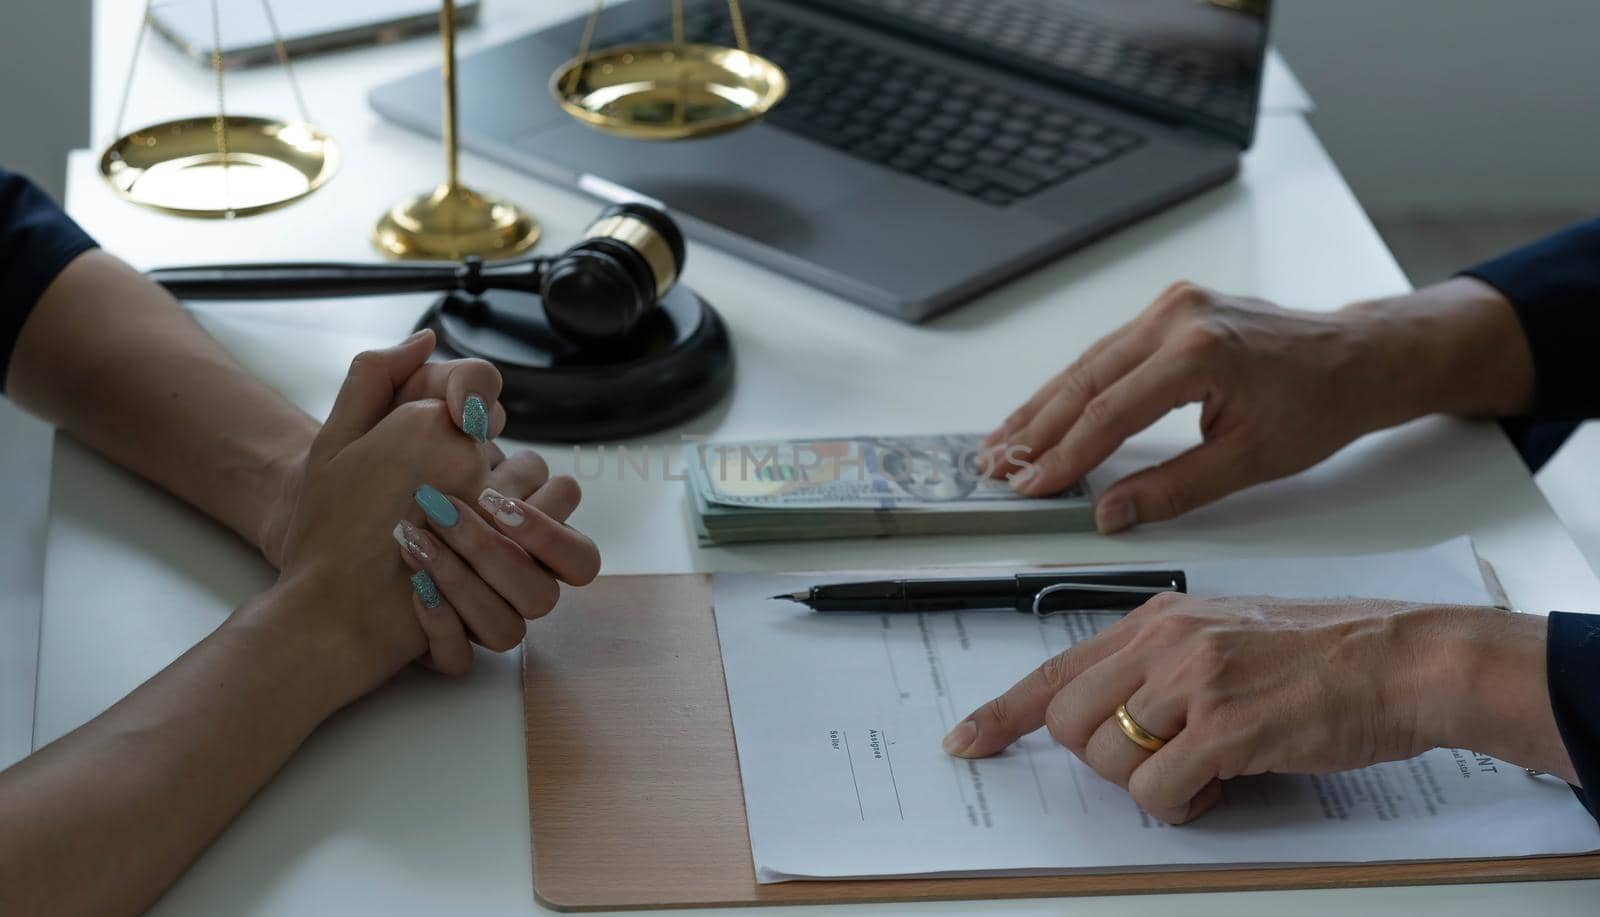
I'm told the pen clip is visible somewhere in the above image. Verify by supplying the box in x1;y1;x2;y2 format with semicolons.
1030;582;1169;618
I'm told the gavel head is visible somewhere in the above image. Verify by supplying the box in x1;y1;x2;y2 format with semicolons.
540;202;687;345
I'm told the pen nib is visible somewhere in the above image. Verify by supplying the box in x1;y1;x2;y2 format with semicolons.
770;591;808;602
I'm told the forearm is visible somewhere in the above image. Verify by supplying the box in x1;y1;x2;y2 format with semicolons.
6;249;317;561
1343;276;1536;425
0;583;366;917
1408;606;1577;784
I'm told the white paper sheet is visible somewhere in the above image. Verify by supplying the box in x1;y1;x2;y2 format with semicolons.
714;538;1600;882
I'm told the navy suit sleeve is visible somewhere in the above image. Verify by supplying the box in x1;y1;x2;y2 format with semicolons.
1461;218;1600;420
0;168;98;393
1547;612;1600;818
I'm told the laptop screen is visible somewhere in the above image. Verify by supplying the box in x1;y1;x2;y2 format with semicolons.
803;0;1272;146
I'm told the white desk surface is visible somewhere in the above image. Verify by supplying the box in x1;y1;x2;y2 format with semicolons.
0;402;51;771
5;0;1317;783
30;2;1595;914
9;1;1312;773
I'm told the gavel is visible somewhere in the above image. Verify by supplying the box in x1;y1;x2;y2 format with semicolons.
147;202;687;346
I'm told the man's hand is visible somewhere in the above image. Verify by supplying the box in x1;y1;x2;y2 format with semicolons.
982;279;1534;533
941;595;1567;825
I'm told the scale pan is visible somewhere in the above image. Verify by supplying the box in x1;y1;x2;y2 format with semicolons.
99;116;338;218
552;43;787;141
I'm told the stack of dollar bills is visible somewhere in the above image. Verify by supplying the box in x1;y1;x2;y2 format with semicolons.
685;434;1095;544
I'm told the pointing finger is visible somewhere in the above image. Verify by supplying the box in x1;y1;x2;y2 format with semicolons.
943;620;1140;758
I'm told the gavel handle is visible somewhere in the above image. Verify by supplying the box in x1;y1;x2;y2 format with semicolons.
148;261;474;300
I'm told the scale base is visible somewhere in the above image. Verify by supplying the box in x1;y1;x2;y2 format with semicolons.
373;183;541;261
421;284;734;442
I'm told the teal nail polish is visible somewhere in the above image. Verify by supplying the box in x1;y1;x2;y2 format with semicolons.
414;484;460;527
463;394;489;443
410;570;442;609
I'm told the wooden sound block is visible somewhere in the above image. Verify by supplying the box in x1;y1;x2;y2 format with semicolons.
425;283;732;443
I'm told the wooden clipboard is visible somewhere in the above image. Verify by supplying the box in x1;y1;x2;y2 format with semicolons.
522;573;1600;912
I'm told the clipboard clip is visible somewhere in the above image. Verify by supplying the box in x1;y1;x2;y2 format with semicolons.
1030;582;1171;618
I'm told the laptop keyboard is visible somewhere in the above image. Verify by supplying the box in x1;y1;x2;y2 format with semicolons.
611;5;1144;207
839;0;1258;129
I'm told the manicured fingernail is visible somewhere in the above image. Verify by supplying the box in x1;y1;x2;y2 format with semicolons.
392;520;433;561
942;720;978;756
414;484;460;527
478;487;526;527
1096;498;1137;534
463;394;489;443
410;570;442;609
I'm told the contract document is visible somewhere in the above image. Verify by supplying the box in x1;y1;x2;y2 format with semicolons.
713;539;1600;882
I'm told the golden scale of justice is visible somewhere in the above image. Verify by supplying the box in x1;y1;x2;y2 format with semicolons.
100;0;787;258
102;0;785;440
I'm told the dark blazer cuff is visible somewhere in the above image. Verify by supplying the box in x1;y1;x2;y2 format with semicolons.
1547;611;1600;819
0;171;98;392
1459;218;1600;420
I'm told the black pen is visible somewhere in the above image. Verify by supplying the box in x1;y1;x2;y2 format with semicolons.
772;571;1186;616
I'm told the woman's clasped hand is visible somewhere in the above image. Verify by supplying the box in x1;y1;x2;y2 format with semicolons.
259;329;600;691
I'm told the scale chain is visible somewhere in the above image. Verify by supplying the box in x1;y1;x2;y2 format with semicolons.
259;0;313;124
208;0;234;212
109;0;157;145
727;0;750;52
567;0;605;96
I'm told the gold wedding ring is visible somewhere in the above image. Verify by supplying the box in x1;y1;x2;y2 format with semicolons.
1115;703;1168;752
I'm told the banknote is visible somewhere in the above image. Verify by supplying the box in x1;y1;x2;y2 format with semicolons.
686;434;1094;544
688;434;1085;509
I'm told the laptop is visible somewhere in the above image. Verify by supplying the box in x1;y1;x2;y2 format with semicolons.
370;0;1273;321
152;0;480;70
